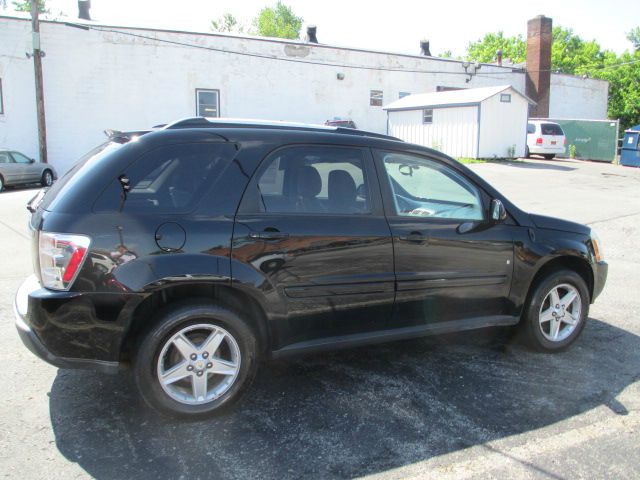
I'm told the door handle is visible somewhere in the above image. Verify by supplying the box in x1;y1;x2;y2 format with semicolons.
398;231;427;243
249;230;290;240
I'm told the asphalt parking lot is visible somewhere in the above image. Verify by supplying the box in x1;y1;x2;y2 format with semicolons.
0;157;639;479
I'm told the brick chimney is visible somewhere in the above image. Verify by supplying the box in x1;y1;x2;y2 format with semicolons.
526;15;552;117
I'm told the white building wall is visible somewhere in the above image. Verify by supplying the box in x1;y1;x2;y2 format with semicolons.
0;15;526;173
388;106;479;158
0;18;38;161
549;74;609;120
478;89;529;158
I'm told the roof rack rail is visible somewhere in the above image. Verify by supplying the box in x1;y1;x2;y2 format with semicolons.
163;117;402;142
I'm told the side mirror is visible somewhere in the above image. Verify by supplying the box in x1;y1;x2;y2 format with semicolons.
29;158;35;164
490;198;507;223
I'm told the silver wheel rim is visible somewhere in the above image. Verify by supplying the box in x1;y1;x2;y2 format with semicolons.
156;323;241;405
44;172;52;186
539;283;582;342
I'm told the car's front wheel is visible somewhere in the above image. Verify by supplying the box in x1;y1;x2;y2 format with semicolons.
41;170;53;187
521;269;589;352
134;301;258;418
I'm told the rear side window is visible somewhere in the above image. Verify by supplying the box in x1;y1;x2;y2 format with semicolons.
527;123;536;134
240;146;370;215
541;123;564;135
94;143;235;213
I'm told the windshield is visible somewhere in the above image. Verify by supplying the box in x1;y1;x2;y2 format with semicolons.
40;141;123;212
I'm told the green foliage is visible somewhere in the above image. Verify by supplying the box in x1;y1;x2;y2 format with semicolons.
12;0;48;13
466;31;526;64
211;13;244;34
253;1;302;40
627;27;640;51
568;144;577;158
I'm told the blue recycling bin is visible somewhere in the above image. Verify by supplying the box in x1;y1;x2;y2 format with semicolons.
621;124;640;167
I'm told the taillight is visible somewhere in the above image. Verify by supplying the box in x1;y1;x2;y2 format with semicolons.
39;232;91;290
536;138;543;145
564;137;567;145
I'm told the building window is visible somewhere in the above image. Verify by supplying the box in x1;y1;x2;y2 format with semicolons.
399;92;411;99
423;108;433;124
500;93;511;103
0;78;4;115
196;89;220;117
370;90;383;106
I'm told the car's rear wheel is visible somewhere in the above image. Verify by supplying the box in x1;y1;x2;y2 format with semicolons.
0;175;4;192
525;146;530;158
41;170;53;187
544;154;555;160
521;269;589;352
134;301;258;418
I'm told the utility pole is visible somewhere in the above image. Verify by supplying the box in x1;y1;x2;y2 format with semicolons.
31;0;48;163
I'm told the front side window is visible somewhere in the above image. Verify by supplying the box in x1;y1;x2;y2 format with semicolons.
196;89;220;118
378;151;484;221
423;109;434;124
94;143;235;213
241;146;370;215
370;90;383;107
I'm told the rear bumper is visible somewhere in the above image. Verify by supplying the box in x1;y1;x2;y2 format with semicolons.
529;146;566;155
14;275;120;374
592;260;608;302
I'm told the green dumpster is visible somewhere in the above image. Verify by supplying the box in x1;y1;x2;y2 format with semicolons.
531;118;619;162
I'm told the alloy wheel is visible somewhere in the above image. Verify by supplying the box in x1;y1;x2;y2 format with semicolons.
538;283;582;342
156;323;241;405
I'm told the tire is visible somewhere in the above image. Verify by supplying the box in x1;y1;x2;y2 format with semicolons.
525;146;530;158
544;154;555;160
41;169;53;187
0;175;4;192
520;269;590;352
133;300;258;419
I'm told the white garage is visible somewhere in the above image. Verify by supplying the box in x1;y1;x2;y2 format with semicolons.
384;85;534;159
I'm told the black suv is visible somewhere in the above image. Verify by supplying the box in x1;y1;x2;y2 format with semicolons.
15;118;607;418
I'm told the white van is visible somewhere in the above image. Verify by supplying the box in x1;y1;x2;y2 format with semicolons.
526;121;566;159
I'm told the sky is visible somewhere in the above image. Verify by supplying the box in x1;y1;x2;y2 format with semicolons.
5;0;640;57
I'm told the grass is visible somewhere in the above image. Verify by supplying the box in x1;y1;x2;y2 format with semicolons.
456;157;487;164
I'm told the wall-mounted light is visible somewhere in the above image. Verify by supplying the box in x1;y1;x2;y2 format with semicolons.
337;73;345;80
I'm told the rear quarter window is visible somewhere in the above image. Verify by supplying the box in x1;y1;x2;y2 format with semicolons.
93;143;236;214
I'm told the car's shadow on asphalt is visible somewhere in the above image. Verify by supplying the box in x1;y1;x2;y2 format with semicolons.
49;318;639;480
491;159;577;172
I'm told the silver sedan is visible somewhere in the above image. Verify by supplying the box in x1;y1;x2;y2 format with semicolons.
0;150;57;192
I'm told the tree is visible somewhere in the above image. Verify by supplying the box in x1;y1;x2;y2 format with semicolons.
466;31;526;64
12;0;48;13
253;1;302;40
211;13;244;34
627;27;640;51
